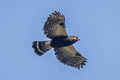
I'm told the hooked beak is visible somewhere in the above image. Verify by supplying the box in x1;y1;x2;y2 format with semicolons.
78;38;80;41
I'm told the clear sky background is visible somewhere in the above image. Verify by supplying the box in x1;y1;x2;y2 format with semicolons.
0;0;120;80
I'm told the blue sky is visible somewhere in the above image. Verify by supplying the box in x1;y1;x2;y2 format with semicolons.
0;0;120;80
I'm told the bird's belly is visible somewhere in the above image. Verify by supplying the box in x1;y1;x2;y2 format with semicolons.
50;40;72;48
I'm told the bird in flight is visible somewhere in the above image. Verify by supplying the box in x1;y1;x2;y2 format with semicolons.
32;11;87;69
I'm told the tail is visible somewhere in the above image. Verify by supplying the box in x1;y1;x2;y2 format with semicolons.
32;40;52;56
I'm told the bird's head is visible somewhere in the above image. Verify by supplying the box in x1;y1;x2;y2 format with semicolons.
65;36;80;44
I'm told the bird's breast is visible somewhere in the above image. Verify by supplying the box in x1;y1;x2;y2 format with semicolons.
50;36;73;48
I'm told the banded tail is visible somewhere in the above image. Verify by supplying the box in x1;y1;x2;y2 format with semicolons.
32;40;52;56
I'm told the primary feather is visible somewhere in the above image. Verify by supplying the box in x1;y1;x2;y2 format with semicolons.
43;11;68;39
55;45;87;69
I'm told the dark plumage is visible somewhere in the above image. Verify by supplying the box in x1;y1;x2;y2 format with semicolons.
50;36;79;48
32;11;87;69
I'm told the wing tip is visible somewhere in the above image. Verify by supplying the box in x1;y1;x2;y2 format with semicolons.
48;11;64;20
55;51;87;70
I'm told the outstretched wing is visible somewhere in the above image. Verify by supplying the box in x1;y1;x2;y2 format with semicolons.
55;45;87;69
43;11;68;39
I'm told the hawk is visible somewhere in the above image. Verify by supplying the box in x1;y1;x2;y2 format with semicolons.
32;11;87;69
